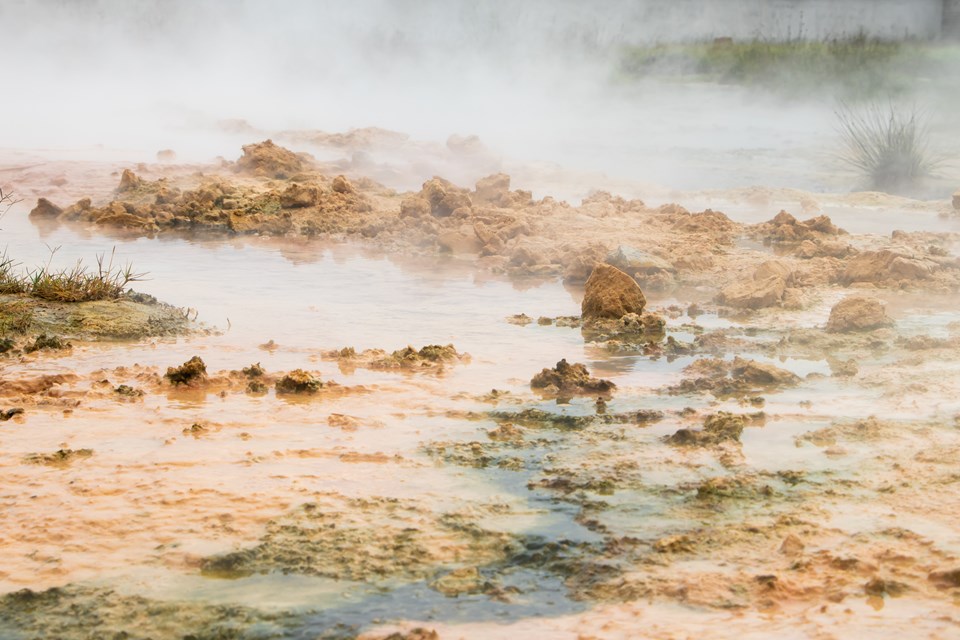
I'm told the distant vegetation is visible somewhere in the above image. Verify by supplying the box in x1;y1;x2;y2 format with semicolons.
619;36;959;99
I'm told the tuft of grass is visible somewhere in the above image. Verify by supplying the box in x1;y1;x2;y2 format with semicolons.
835;102;942;193
27;247;146;303
0;251;27;294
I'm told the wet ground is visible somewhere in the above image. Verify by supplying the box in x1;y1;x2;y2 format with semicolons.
1;146;960;640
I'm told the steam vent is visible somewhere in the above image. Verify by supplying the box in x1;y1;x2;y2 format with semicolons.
1;2;960;638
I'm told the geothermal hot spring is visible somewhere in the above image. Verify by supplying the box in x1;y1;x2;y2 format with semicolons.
1;2;960;639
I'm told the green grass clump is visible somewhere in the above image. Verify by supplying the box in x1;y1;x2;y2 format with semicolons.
0;252;27;294
27;248;146;303
835;102;942;193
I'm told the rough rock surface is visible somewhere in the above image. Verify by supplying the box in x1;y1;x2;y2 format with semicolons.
530;359;615;396
826;296;893;333
840;250;933;285
234;140;306;178
581;264;646;321
718;275;785;309
753;210;844;243
117;169;141;193
29;198;62;218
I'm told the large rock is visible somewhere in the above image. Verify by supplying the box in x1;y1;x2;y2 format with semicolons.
718;275;785;309
826;296;893;333
581;264;646;321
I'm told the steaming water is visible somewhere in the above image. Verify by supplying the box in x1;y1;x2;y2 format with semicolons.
4;196;960;635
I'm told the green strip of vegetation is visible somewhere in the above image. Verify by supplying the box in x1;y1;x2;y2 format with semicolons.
619;37;960;98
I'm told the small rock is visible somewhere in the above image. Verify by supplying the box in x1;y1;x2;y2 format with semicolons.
929;567;960;588
0;407;24;421
530;358;615;396
431;567;486;597
117;169;141;193
421;177;472;218
826;296;893;333
280;183;322;208
29;198;63;218
667;412;745;446
331;175;354;194
779;534;805;556
165;356;207;385
731;357;800;386
953;190;960;211
275;369;323;394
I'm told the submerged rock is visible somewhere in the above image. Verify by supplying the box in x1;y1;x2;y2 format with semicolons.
581;263;646;321
674;357;799;396
23;448;93;466
826;296;893;333
730;357;800;386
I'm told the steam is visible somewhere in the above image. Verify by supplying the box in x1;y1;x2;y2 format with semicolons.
0;0;955;195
